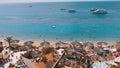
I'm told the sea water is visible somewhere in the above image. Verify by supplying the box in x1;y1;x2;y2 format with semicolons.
0;1;120;41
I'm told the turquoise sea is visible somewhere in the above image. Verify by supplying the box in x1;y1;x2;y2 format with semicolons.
0;1;120;41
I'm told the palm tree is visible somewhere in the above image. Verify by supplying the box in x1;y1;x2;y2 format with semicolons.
5;36;13;47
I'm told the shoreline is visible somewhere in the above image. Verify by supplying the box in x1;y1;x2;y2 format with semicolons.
0;38;117;47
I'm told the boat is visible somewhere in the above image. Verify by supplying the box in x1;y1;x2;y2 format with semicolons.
52;25;56;28
90;8;97;11
68;9;76;13
93;9;108;14
60;8;66;10
29;5;32;7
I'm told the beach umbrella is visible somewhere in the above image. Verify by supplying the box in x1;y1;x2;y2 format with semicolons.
42;46;54;55
55;41;68;49
40;40;50;47
94;46;103;55
24;44;34;50
9;44;20;51
71;41;82;48
18;46;27;51
23;41;36;51
24;41;34;45
30;50;41;58
83;42;94;46
12;40;20;43
97;42;108;45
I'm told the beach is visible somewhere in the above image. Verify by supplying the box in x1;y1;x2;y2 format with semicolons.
0;37;120;68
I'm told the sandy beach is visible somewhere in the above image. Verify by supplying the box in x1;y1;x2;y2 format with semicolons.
0;37;120;68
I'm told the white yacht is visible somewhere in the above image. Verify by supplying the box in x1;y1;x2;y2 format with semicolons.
90;8;97;11
93;9;108;14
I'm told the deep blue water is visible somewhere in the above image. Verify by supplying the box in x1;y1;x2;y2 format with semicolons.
0;1;120;41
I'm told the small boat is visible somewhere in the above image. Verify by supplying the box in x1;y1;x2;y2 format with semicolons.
90;8;97;11
29;5;32;7
60;8;66;10
93;9;108;14
52;25;56;28
68;9;76;13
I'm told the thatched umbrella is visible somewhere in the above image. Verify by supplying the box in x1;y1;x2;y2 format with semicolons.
83;42;94;46
42;46;54;55
12;40;20;43
23;41;35;50
71;41;82;48
55;41;69;49
9;44;20;51
23;50;41;59
97;41;108;45
24;41;34;45
40;40;50;47
18;46;28;51
23;44;35;50
94;46;103;56
83;42;94;48
30;50;41;58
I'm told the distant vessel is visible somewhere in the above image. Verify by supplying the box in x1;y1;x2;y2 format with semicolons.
60;8;66;10
90;8;97;11
68;9;76;13
52;25;56;28
29;5;32;7
92;9;108;14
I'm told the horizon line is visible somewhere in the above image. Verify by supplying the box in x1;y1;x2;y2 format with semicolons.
0;0;120;4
